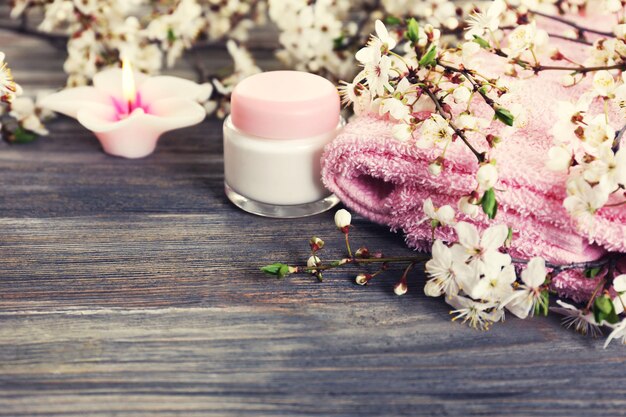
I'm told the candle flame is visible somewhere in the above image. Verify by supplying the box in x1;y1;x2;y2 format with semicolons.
122;58;136;109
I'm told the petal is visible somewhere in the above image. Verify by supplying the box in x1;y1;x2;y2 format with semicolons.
481;224;509;251
375;20;391;45
355;46;374;64
450;243;471;263
499;264;517;285
455;221;479;249
38;86;111;119
604;319;626;349
612;296;625;315
437;205;456;224
446;294;472;310
522;257;547;288
614;274;626;292
138;76;210;104
423;198;436;218
454;262;481;297
93;67;149;102
431;240;452;267
483;250;511;270
505;294;532;319
77;98;205;133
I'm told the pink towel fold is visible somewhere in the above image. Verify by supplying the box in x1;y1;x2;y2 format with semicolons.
322;116;608;263
321;19;625;301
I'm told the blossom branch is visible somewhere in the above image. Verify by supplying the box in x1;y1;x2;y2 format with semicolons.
422;86;486;163
529;9;614;38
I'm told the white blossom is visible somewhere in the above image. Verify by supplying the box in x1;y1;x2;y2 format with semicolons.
592;70;617;98
505;21;550;58
458;196;480;218
564;176;610;223
423;198;456;227
464;0;506;40
417;114;454;148
451;222;511;271
604;318;626;348
471;264;516;303
424;240;468;297
0;52;17;102
551;300;602;337
447;295;502;330
502;257;547;319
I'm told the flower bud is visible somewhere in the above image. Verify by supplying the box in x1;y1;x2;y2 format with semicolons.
550;49;564;61
453;86;471;103
476;163;498;189
355;273;372;285
334;209;352;231
424;278;443;297
504;64;517;77
355;246;370;258
458;196;479;218
485;134;501;148
468;190;480;205
394;280;408;296
428;161;443;176
307;255;321;268
309;236;325;252
560;74;576;87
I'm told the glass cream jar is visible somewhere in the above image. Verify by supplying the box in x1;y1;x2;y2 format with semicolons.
223;71;343;218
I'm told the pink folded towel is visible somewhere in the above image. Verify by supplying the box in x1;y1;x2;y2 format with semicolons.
322;115;609;263
321;20;625;301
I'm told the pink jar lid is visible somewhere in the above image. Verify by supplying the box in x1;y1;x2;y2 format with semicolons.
231;71;340;139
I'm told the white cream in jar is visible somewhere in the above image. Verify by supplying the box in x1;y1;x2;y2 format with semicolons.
223;71;342;218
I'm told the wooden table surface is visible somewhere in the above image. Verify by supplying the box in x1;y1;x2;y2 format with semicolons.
1;21;625;417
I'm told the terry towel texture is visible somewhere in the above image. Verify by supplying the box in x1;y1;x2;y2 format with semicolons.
321;18;625;301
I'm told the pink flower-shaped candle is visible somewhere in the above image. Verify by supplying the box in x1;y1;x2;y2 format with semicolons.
40;61;207;158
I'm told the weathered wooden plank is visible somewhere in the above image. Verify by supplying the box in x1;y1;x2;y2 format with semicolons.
0;306;625;417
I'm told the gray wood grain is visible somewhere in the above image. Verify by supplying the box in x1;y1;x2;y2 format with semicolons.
0;20;625;417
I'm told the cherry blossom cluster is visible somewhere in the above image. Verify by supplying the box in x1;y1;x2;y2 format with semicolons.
460;0;626;226
339;15;519;220
420;194;626;346
8;0;266;121
340;0;626;252
7;0;468;128
263;207;626;347
0;52;50;143
265;2;626;346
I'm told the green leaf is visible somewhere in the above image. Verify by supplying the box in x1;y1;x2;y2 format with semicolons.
12;126;38;144
406;18;420;44
384;16;402;25
584;267;602;278
481;188;498;220
472;35;490;49
593;296;619;324
419;45;438;67
167;28;176;42
494;107;515;127
533;290;550;316
333;35;345;50
260;263;291;279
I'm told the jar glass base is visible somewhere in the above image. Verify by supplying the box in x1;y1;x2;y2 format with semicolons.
224;182;340;218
